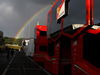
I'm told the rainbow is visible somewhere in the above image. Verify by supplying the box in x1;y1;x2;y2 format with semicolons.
13;4;51;44
14;4;51;39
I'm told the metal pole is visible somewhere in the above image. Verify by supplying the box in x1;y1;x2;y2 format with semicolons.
86;0;94;25
86;0;91;25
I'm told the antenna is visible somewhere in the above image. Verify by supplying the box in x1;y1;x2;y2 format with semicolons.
37;19;39;25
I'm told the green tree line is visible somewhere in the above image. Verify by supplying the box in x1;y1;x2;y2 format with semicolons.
4;37;23;46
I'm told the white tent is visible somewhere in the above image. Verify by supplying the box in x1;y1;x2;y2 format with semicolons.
27;39;34;57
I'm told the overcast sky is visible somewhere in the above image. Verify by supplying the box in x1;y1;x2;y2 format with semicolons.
0;0;55;38
0;0;100;38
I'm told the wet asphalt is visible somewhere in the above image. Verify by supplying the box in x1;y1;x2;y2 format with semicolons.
0;51;51;75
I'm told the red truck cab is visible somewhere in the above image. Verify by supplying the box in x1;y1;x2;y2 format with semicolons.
33;25;48;67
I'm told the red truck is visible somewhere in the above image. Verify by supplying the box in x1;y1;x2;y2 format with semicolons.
33;25;48;67
34;0;100;75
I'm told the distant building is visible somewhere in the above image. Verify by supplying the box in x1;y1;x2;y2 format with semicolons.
0;31;3;38
0;31;4;45
0;31;4;51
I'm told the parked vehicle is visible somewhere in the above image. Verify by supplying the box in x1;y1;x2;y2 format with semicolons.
34;0;100;75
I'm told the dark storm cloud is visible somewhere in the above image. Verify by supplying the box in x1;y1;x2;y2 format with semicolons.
0;0;100;38
28;0;55;5
0;0;55;38
94;0;100;23
67;0;100;24
64;0;86;24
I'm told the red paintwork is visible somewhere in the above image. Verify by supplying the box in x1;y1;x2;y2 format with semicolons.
37;36;48;44
74;62;99;75
36;44;48;54
45;0;100;75
45;58;57;74
71;32;100;75
86;0;94;25
86;0;91;25
62;0;64;2
33;0;100;75
33;25;48;65
85;29;100;34
44;42;61;74
35;25;47;31
47;10;51;38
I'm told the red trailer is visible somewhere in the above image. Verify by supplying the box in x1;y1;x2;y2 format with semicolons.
72;25;100;75
33;25;48;67
44;0;100;75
